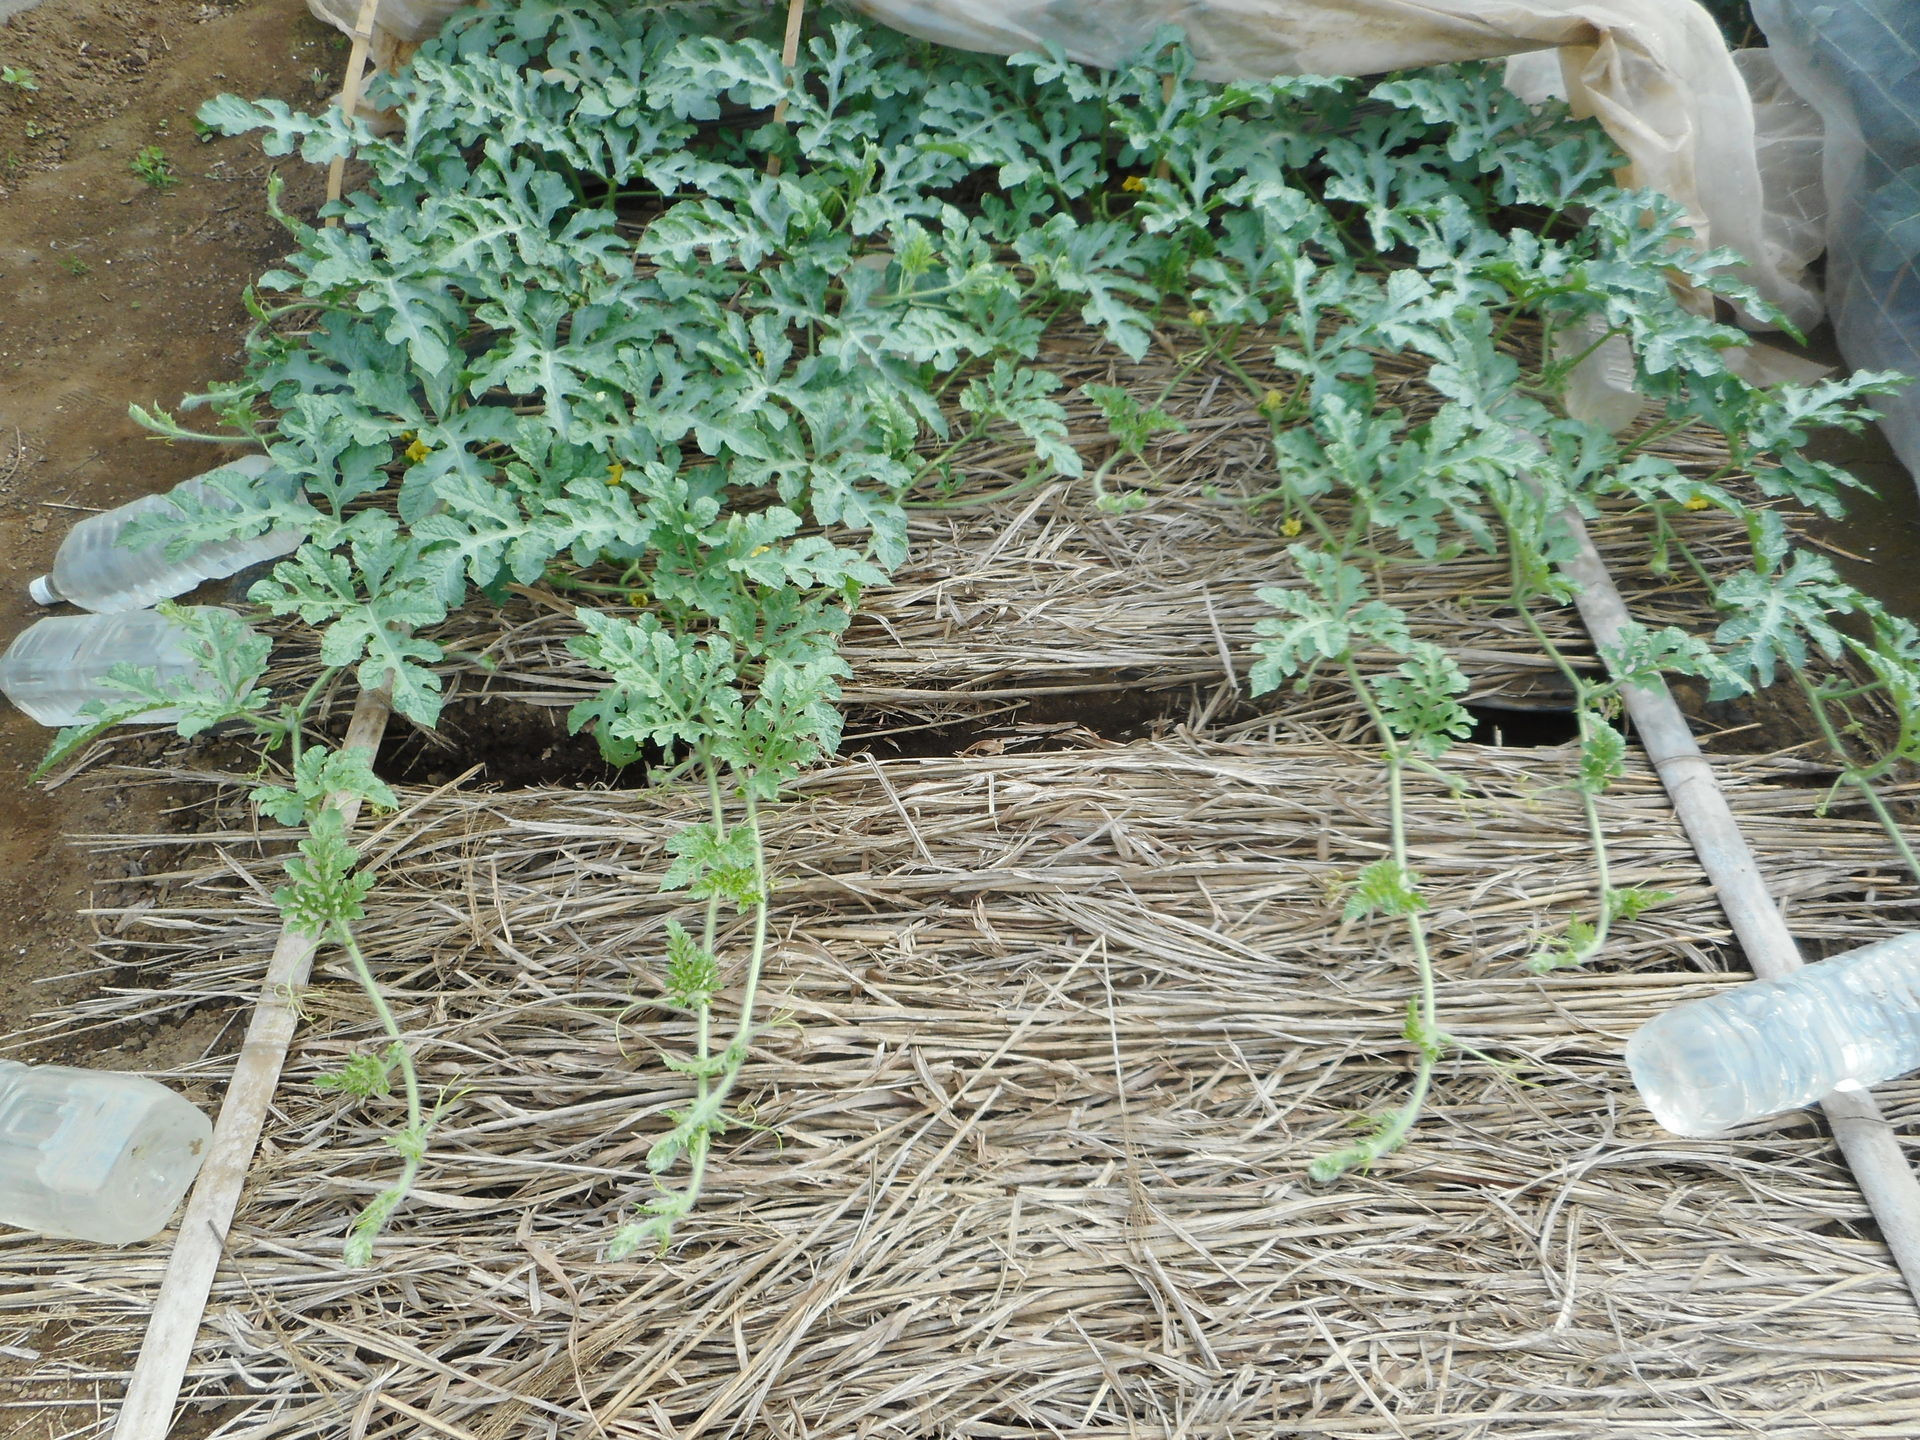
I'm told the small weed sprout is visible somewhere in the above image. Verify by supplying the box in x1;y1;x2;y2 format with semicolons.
56;254;89;277
0;66;36;92
128;144;177;190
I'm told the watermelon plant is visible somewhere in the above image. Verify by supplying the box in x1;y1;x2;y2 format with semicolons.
50;1;1911;1251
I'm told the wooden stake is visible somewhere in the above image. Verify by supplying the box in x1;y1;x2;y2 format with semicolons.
324;0;384;223
765;0;807;178
111;681;398;1440
1151;74;1175;182
1556;494;1920;1314
123;6;391;1417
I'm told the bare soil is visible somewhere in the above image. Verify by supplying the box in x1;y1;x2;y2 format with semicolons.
0;0;329;1074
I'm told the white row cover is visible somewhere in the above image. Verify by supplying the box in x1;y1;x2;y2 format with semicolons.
850;0;1823;334
1749;0;1920;478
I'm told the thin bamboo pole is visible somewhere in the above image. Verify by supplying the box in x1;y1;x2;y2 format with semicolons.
111;682;396;1438
1558;501;1920;1313
765;0;807;178
323;0;383;222
118;14;392;1428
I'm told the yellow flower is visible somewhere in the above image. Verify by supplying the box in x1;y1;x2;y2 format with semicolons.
607;461;626;487
626;590;647;607
404;437;431;464
1121;175;1147;193
1682;495;1711;511
1259;389;1286;415
1187;307;1209;325
1281;516;1304;538
750;544;772;557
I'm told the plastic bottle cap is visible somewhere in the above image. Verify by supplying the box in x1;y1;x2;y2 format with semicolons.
27;575;57;606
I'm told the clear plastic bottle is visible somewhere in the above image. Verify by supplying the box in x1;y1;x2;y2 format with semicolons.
1627;932;1920;1136
0;1060;212;1244
0;607;232;728
28;455;304;612
1559;317;1645;434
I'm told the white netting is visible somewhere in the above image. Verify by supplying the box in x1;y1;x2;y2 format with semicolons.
1752;0;1920;477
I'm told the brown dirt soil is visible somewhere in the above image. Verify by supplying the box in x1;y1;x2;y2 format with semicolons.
0;9;342;1425
0;2;328;1076
0;3;341;1425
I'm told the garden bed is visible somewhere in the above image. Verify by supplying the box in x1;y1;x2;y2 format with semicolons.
13;407;1920;1436
5;3;1920;1438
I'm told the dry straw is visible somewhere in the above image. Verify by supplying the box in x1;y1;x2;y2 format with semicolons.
18;740;1920;1438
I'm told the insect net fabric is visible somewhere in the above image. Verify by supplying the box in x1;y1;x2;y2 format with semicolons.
305;0;468;123
1750;0;1920;481
846;0;1821;333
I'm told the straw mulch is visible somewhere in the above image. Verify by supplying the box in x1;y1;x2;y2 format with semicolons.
14;737;1920;1439
8;326;1920;1439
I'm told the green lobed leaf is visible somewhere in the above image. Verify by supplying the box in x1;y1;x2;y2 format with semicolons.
660;822;762;910
1342;859;1426;922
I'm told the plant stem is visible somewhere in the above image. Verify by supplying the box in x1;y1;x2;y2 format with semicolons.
335;925;425;1261
726;785;773;1069
696;760;725;1117
1315;657;1444;1178
1554;710;1618;969
1513;632;1615;967
616;771;775;1254
907;466;1058;512
277;664;345;766
1495;498;1621;968
1794;670;1920;889
337;927;422;1130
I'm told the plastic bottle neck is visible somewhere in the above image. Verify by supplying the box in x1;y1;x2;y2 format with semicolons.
27;575;60;606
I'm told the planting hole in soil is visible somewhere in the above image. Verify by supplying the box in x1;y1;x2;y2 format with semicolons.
374;699;641;790
1461;702;1582;748
850;684;1196;759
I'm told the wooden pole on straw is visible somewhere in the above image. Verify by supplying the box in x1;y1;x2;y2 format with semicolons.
1557;498;1920;1312
113;682;398;1438
114;14;392;1435
323;0;383;222
765;0;807;178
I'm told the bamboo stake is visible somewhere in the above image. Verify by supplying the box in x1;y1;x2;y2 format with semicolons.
1557;501;1920;1313
111;681;397;1440
1151;74;1175;182
323;0;383;222
121;8;391;1419
765;0;807;178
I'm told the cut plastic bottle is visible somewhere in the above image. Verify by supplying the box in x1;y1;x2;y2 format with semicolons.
1557;316;1644;434
1627;932;1920;1135
0;607;233;728
28;455;304;613
0;1060;211;1244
